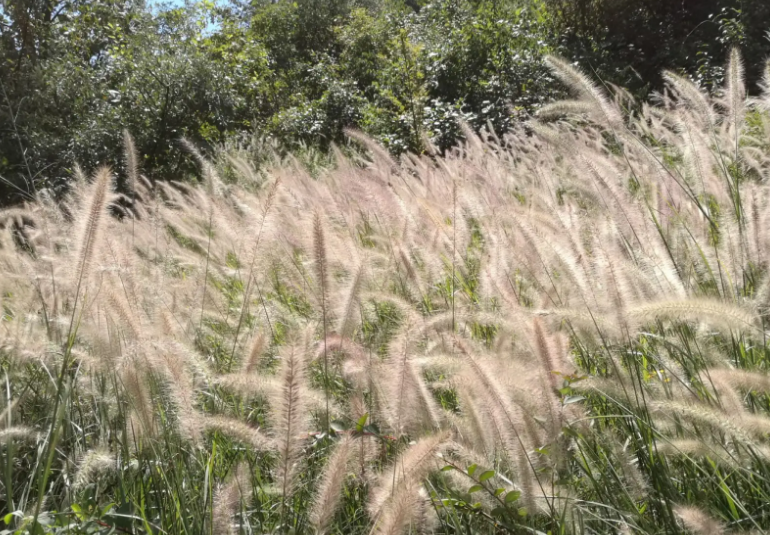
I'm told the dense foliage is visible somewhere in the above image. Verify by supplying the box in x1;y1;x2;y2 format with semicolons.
546;0;770;92
2;0;769;205
5;49;770;534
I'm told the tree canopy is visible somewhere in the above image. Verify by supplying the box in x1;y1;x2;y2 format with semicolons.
1;0;768;204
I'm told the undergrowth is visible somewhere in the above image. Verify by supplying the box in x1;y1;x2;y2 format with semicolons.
3;50;770;534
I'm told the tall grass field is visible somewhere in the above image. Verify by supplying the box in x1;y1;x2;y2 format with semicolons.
3;51;770;534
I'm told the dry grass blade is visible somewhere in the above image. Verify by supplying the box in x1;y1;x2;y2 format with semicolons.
123;130;139;194
314;210;332;430
627;299;759;333
310;436;354;535
544;55;623;130
368;433;447;519
274;339;309;503
674;505;726;535
71;167;112;296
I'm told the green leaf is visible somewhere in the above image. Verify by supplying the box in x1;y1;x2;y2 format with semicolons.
355;413;369;432
563;395;586;405
71;503;86;521
100;503;116;518
330;420;348;432
490;507;507;518
2;514;12;525
467;463;478;476
468;484;483;493
494;488;506;497
479;470;495;482
505;490;521;503
441;465;454;472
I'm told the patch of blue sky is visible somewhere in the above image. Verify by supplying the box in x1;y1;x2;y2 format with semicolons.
147;0;225;13
147;0;225;33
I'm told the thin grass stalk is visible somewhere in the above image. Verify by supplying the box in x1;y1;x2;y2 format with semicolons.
198;207;213;334
453;337;556;518
228;179;279;372
3;373;14;526
314;211;331;431
124;130;139;246
31;168;110;531
451;179;458;332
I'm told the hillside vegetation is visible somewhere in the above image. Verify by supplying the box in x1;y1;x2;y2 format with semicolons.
4;51;770;534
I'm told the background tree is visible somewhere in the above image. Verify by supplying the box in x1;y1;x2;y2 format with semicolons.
0;0;768;206
545;0;770;94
